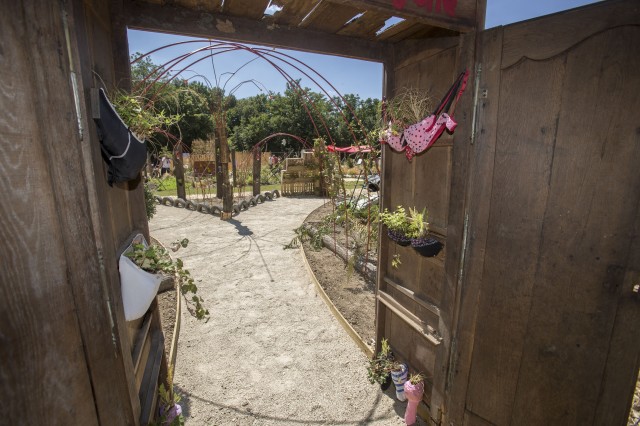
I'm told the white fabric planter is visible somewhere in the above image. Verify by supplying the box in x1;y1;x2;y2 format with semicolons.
119;235;161;321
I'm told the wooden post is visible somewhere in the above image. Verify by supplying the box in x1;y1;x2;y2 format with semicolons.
253;147;261;196
173;144;186;200
215;114;233;219
215;135;222;199
231;149;237;191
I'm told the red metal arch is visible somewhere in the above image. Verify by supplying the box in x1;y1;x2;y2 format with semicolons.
251;133;311;152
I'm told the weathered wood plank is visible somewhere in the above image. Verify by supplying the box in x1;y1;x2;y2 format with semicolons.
509;25;640;426
125;0;390;62
337;9;390;39
73;0;144;420
174;0;222;13
443;27;502;426
269;0;322;26
223;0;270;19
299;1;363;32
330;0;477;32
501;0;640;69
439;29;476;425
464;37;565;426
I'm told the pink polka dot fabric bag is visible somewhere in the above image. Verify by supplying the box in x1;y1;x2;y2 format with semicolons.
383;70;469;161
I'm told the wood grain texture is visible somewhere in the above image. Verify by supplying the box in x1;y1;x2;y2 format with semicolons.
444;27;503;426
465;45;565;426
337;9;390;39
125;0;390;61
269;0;322;26
331;0;477;32
509;24;640;426
299;1;362;32
500;0;640;69
223;0;270;19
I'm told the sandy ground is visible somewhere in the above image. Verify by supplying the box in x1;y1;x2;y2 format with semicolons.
150;196;424;426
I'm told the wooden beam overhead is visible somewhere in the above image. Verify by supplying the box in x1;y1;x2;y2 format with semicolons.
124;0;390;62
173;0;223;13
337;9;390;39
222;0;270;19
267;0;322;26
298;1;363;32
329;0;475;32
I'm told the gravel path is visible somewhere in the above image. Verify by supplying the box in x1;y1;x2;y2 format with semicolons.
150;196;421;426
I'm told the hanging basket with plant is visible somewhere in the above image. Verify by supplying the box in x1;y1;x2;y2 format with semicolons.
379;206;412;246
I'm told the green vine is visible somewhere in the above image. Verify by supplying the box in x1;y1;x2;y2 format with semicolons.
126;239;209;320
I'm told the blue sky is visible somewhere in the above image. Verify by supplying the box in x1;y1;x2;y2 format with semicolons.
127;0;600;100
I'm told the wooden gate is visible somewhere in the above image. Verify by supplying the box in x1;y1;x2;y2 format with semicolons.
378;1;640;424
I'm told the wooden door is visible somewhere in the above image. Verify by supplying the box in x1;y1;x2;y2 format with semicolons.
447;1;640;424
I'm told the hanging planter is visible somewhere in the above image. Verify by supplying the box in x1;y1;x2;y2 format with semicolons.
92;88;147;186
381;70;469;161
410;236;443;258
387;229;412;246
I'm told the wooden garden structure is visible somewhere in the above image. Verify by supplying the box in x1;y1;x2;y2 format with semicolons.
2;0;638;425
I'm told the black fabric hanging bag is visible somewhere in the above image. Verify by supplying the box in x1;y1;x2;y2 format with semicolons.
92;88;147;186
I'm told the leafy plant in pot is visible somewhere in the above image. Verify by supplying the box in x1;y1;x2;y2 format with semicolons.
404;372;426;425
379;206;412;246
408;207;443;258
367;338;394;390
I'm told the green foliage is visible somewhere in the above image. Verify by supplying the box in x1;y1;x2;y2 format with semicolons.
409;372;426;385
367;338;394;385
284;224;328;250
110;90;182;142
126;240;209;320
379;206;411;235
379;206;428;239
144;182;157;220
406;207;428;239
153;367;184;426
391;254;401;269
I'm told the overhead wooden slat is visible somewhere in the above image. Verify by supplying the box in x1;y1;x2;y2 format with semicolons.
223;0;270;19
331;0;476;32
299;1;363;33
377;19;426;42
268;0;322;26
337;10;390;39
173;0;222;13
126;1;390;61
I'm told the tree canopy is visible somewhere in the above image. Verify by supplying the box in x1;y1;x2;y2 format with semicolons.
129;54;381;153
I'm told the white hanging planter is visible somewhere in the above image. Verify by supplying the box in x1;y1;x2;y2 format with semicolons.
119;234;161;321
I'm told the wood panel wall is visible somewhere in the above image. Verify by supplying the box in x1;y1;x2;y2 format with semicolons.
0;1;149;424
449;2;640;424
377;32;475;422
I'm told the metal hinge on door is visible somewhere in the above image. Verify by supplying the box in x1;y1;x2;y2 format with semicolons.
469;63;482;145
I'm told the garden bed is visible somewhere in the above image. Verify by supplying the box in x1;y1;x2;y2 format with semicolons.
301;202;378;352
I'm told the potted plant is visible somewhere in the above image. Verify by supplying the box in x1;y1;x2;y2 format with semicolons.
379;206;412;246
404;373;426;425
407;207;443;257
367;338;394;390
390;361;409;402
157;368;184;425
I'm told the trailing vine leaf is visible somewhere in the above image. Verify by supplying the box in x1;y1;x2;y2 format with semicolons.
126;241;209;320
